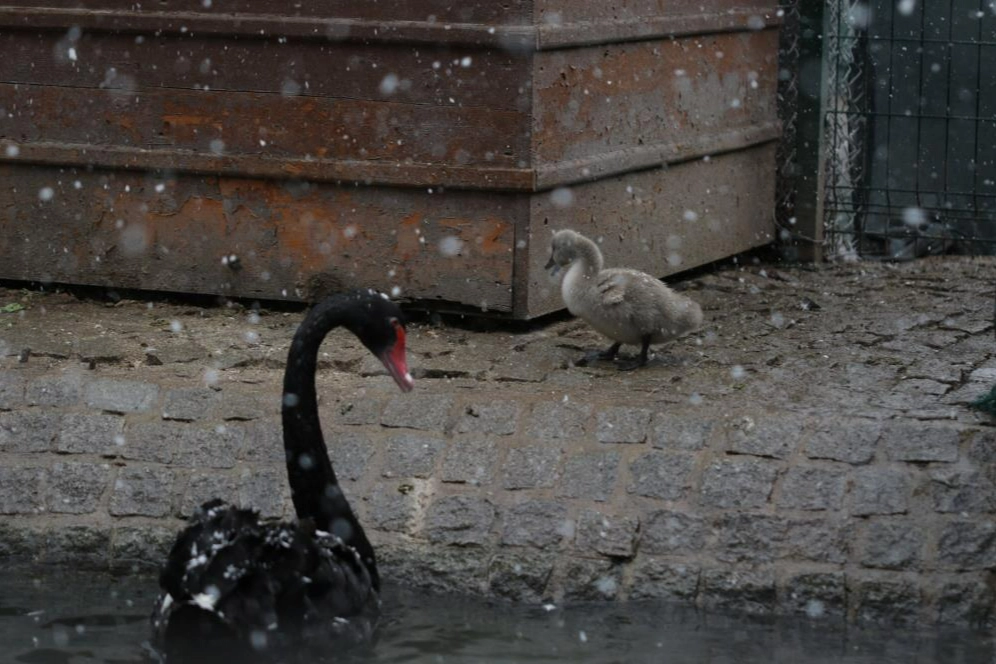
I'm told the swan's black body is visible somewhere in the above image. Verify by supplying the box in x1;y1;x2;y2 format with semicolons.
152;290;412;662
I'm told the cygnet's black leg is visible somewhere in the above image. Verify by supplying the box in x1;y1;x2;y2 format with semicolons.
577;341;622;366
618;336;651;371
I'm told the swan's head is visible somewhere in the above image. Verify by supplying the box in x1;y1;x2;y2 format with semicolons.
544;229;582;276
345;291;414;392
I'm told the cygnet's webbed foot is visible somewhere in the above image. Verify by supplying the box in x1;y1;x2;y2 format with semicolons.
575;342;622;367
616;337;652;371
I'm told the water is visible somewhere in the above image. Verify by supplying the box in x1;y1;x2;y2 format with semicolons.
0;569;990;664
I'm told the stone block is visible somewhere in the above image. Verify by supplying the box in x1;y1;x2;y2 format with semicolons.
76;336;126;364
650;413;714;451
641;510;707;555
0;411;57;452
776;465;847;511
936;579;994;627
55;413;125;456
715;513;786;563
805;418;882;464
214;390;269;421
109;466;175;517
173;424;244;469
111;525;178;572
180;472;240;517
238;419;284;464
84;378;159;413
595;406;651;444
26;372;83;407
323;429;376;481
380;394;453;431
40;525;111;567
501;500;570;548
851;577;921;625
725;413;804;459
118;421;176;465
701;567;776;615
700;458;779;509
0;465;45;514
784;518;848;564
928;466;996;514
239;467;288;519
850;467;911;516
382;433;444;479
502;445;561;490
453;401;521;436
162;387;218;422
628;559;700;601
333;397;386;426
488;553;554;602
376;542;488;596
558;451;620;502
575;509;638;558
425;495;495;545
526;400;592;441
859;520;924;570
880;422;960;463
937;520;996;570
0;521;42;557
361;481;418;533
145;340;208;365
627;451;694;501
439;437;498;486
0;370;25;409
47;462;112;514
781;572;846;620
560;557;620;601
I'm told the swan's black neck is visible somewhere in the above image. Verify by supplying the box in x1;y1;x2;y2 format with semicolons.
281;296;379;589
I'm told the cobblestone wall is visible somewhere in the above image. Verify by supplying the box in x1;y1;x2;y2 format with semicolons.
1;259;994;628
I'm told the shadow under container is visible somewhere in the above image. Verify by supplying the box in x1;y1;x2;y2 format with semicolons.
0;1;781;318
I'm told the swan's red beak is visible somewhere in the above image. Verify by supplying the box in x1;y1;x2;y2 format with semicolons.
380;322;413;392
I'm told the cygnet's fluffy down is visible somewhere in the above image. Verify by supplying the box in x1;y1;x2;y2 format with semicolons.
546;229;703;369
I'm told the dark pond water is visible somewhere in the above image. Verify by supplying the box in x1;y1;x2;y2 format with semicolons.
0;569;990;664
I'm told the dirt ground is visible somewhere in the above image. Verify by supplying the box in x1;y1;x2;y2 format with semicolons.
1;256;993;416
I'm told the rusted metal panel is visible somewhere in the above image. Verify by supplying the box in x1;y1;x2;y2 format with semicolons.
0;10;779;190
532;29;781;184
0;0;536;24
0;1;781;316
0;84;530;185
520;143;778;317
0;33;530;111
0;2;779;49
533;1;780;48
0;164;523;311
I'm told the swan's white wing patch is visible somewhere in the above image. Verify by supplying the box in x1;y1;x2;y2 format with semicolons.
192;593;218;611
192;585;221;611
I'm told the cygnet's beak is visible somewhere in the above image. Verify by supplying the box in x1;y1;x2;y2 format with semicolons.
544;255;561;277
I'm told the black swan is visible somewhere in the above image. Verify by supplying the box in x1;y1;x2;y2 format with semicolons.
151;290;413;662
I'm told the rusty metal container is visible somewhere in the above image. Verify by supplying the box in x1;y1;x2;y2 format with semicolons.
0;1;780;317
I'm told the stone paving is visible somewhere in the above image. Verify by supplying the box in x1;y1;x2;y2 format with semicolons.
0;257;994;627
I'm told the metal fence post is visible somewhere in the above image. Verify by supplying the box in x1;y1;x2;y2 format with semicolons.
784;0;828;262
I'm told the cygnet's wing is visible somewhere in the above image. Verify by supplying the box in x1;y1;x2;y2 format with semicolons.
596;270;630;306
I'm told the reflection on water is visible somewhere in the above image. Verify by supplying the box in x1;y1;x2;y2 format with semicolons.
0;568;990;664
